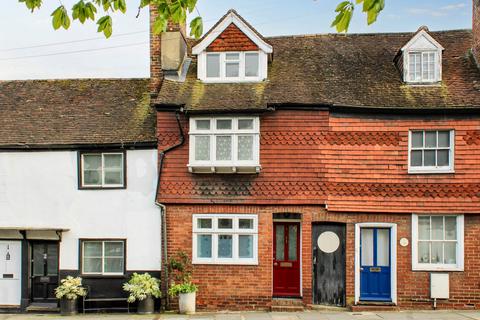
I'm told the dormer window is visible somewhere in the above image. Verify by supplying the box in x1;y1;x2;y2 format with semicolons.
192;10;273;83
205;52;260;81
400;27;443;84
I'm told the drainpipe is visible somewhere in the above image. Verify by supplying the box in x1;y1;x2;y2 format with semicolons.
154;111;185;310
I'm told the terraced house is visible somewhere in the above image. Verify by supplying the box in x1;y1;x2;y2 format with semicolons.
152;1;480;312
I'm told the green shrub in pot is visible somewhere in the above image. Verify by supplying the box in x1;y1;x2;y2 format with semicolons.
123;273;161;314
55;276;87;316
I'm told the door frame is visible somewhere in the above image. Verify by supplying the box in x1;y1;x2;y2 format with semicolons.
272;219;302;298
29;240;60;303
354;223;397;305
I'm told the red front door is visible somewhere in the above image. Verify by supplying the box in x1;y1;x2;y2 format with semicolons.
273;222;301;297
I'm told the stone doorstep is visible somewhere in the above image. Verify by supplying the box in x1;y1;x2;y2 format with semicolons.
350;303;399;312
271;298;304;312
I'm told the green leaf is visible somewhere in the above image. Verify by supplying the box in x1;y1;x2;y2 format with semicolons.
335;1;350;12
190;16;203;39
51;5;71;30
186;0;197;13
97;15;113;38
331;2;354;32
19;0;43;12
152;15;167;34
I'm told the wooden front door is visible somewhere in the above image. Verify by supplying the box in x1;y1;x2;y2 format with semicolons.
273;222;301;297
312;223;346;306
31;242;59;302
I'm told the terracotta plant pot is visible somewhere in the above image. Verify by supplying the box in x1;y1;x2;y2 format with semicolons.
137;295;155;314
60;298;78;316
178;292;196;314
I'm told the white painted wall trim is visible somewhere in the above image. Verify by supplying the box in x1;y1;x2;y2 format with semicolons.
354;222;397;305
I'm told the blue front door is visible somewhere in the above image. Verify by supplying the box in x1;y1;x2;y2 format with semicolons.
360;228;391;301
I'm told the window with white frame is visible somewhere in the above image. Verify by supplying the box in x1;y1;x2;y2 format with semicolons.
188;117;260;170
204;52;261;81
408;130;454;173
80;152;125;188
412;215;464;271
407;51;438;83
81;240;125;275
192;214;258;264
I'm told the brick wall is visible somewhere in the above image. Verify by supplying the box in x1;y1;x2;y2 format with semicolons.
164;204;480;310
207;23;259;52
474;0;480;65
157;110;480;213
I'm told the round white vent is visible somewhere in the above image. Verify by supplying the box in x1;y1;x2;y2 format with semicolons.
317;231;340;253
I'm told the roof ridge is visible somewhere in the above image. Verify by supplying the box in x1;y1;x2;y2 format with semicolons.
0;77;149;83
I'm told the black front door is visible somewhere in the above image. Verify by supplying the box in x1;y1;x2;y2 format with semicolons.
31;242;59;302
312;223;346;306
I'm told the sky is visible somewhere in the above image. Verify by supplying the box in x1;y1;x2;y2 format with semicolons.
0;0;472;80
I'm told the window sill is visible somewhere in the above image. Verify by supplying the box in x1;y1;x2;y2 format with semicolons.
408;169;454;175
79;186;126;190
188;165;261;174
200;78;265;84
80;274;126;279
192;260;258;266
412;265;463;272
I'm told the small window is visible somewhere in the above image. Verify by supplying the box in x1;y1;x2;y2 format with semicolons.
204;52;262;82
412;215;463;271
80;152;125;188
193;214;258;264
188;117;260;172
407;51;438;83
408;130;454;174
81;240;125;275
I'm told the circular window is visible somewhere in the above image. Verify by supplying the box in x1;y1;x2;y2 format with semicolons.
317;231;340;253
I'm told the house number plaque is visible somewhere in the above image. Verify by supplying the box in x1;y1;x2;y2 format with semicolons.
369;267;381;273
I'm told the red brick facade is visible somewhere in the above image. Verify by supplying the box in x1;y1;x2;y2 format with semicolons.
206;23;259;52
165;204;480;311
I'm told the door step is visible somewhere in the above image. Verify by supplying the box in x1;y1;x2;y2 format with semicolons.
26;302;59;313
350;302;398;312
271;298;304;312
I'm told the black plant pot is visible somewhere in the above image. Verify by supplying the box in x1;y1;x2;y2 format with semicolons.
137;295;154;314
60;298;78;316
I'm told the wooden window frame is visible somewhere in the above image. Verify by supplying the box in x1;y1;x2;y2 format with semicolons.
80;239;126;276
200;51;266;83
408;130;455;174
78;150;127;189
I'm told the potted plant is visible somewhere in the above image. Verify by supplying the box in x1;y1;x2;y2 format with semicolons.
168;252;198;314
54;276;87;316
123;272;161;314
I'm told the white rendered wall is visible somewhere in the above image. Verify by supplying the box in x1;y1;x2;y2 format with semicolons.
0;149;160;271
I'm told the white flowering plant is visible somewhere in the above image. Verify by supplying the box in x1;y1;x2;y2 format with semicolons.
55;276;87;300
123;273;161;303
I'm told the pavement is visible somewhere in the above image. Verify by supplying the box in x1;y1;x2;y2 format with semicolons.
2;311;480;320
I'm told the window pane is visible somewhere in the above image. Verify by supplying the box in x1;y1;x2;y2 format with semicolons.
424;150;436;166
104;258;123;273
431;216;444;240
377;229;390;267
83;257;102;273
218;218;233;229
83;154;101;170
197;235;212;258
239;235;253;258
47;245;58;276
444;242;456;264
411;150;423;167
84;170;101;185
411;132;423;148
105;242;123;257
438;131;450;147
226;62;239;77
195;136;210;161
418;242;430;263
216;119;232;130
197;218;212;229
418;216;431;240
225;53;239;60
275;225;284;260
104;171;123;185
445;217;457;240
196;120;210;130
437;150;449;167
431;242;443;264
288;225;298;261
245;53;259;77
216;136;232;161
104;154;122;169
425;131;437;148
238;119;254;130
218;235;232;258
361;229;374;266
239;219;253;229
206;54;220;78
33;246;45;276
238;136;254;161
84;242;102;257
